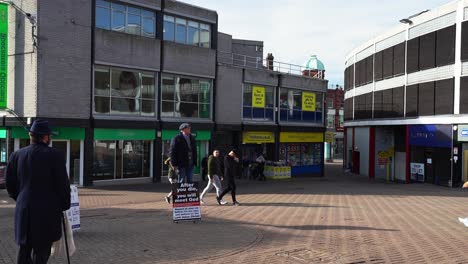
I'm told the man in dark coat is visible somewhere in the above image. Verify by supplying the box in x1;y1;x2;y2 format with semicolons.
6;120;71;264
217;149;241;206
169;123;197;183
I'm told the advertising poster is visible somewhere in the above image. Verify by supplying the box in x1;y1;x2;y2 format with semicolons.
410;163;425;182
302;92;316;112
172;182;201;222
66;185;80;231
252;86;265;108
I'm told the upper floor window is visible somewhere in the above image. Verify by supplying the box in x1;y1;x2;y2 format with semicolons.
96;0;155;38
161;74;212;119
94;67;156;116
164;15;211;48
327;98;333;108
242;84;275;121
279;88;323;124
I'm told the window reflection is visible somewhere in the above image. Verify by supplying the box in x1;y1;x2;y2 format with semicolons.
94;67;155;116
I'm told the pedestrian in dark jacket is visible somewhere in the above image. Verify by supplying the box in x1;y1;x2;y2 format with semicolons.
169;123;197;183
217;149;241;206
6;120;71;264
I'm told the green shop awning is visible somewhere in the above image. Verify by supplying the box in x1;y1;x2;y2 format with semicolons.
94;128;155;140
162;130;211;141
12;127;85;140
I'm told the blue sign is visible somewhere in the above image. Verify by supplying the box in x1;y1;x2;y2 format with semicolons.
462;129;468;137
409;125;452;148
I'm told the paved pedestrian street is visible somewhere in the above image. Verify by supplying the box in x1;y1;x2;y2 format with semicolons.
1;163;468;264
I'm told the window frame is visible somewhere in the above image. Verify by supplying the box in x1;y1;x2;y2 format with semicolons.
93;66;157;117
96;0;156;38
160;74;213;120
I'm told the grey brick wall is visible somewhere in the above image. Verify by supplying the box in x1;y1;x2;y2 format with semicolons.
217;32;232;53
232;39;263;59
163;41;215;78
215;65;242;124
8;0;38;117
244;68;278;87
281;74;328;92
37;0;91;119
95;29;161;70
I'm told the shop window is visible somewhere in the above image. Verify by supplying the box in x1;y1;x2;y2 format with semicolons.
94;67;156;116
243;84;275;121
96;0;155;38
161;74;212;119
279;88;322;124
93;140;151;180
93;140;116;180
279;143;323;168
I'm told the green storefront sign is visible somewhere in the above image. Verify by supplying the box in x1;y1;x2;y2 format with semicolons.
161;130;211;141
0;128;5;138
0;4;7;109
94;128;155;140
12;127;85;140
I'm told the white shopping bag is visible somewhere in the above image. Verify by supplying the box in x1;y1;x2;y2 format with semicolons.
51;213;76;257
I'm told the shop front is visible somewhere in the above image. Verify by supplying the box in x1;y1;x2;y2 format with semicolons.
409;125;452;186
242;131;275;161
279;132;324;177
161;129;211;181
12;126;85;185
92;128;154;184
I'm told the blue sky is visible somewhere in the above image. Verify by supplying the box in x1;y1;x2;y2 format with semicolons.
181;0;452;87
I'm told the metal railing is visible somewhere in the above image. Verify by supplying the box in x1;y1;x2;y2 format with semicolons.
217;51;324;79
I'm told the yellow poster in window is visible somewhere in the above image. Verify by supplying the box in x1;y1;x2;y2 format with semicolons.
302;92;316;111
252;86;265;108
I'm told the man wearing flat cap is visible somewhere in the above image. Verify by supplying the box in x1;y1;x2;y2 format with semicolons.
169;123;197;183
6;120;71;264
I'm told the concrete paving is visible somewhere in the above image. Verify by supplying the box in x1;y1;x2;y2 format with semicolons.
1;162;468;264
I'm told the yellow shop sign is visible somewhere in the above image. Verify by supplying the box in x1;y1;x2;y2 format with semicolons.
243;131;275;144
280;132;324;143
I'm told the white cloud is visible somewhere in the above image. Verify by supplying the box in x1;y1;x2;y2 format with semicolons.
180;0;452;87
